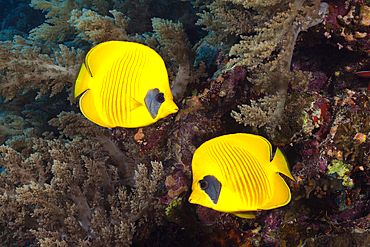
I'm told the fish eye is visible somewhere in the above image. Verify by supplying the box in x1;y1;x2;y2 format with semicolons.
155;93;165;103
199;180;208;190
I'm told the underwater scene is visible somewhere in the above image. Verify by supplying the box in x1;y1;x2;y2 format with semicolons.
1;0;370;246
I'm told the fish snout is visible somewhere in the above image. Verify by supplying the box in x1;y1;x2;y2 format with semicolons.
168;101;179;114
188;193;197;204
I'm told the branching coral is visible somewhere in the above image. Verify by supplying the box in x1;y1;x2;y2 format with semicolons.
195;0;328;133
69;9;130;45
0;1;203;104
151;18;192;101
0;133;163;246
48;111;142;186
227;0;328;68
29;0;111;44
0;36;83;101
231;92;283;128
195;0;254;46
134;17;206;101
230;0;327;132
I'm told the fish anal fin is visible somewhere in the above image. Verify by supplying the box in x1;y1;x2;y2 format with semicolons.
262;173;291;210
233;211;255;219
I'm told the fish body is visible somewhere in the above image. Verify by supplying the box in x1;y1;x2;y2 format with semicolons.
73;41;178;128
189;133;294;218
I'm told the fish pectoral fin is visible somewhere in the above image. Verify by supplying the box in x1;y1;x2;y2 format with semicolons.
130;97;143;111
232;211;255;219
262;173;291;210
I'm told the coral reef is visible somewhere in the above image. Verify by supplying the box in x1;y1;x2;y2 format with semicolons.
0;112;164;246
2;0;370;246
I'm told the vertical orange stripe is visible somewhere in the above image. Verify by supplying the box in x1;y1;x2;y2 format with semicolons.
251;155;271;200
212;142;231;178
240;151;259;204
101;74;108;113
232;146;254;207
110;59;120;125
249;154;267;205
111;59;119;125
134;49;145;97
219;143;245;205
130;48;142;99
105;62;115;125
133;48;148;100
121;52;130;124
208;143;228;177
243;152;270;205
238;149;262;206
132;47;147;99
123;50;135;124
115;56;126;125
234;149;258;207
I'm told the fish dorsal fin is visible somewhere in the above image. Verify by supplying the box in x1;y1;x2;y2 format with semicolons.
130;97;143;111
73;60;93;98
230;134;272;161
85;41;127;78
73;42;121;98
84;44;103;78
233;211;255;219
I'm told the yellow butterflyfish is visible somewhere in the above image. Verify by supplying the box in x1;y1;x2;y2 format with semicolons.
73;41;178;128
188;133;294;219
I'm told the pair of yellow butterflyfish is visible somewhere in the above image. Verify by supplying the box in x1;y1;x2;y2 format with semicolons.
73;41;294;219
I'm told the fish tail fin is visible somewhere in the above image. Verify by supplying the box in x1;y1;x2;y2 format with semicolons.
73;62;91;98
271;147;294;181
262;147;294;210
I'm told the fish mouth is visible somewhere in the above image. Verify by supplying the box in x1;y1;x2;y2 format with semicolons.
168;101;179;114
188;195;196;204
188;191;198;204
171;105;179;114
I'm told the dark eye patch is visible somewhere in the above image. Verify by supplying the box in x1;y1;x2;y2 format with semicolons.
199;175;221;205
145;88;163;119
